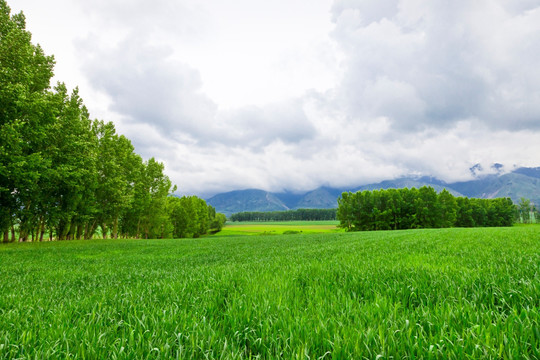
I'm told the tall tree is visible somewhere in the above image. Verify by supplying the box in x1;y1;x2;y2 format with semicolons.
0;1;54;241
438;189;457;228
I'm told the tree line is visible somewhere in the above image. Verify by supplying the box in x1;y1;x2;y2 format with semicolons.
230;208;337;222
337;187;516;231
0;2;224;242
517;197;539;224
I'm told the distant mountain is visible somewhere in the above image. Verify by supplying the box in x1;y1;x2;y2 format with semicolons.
513;167;540;179
206;167;540;216
294;187;342;209
207;189;289;215
451;171;540;204
352;177;464;197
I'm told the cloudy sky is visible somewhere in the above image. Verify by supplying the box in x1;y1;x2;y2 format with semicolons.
12;0;540;197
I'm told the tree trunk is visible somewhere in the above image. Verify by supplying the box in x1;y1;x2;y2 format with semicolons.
3;231;8;243
102;224;107;239
89;221;98;240
113;216;118;239
11;225;16;242
67;221;76;240
83;222;90;240
39;219;45;241
57;221;65;240
19;229;27;242
76;224;83;240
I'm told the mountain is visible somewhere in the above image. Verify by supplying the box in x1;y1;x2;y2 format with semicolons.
513;167;540;179
293;187;342;209
206;167;540;216
207;189;289;215
451;171;540;204
352;177;464;197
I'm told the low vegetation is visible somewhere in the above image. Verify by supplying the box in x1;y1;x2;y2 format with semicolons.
1;226;539;358
219;220;341;236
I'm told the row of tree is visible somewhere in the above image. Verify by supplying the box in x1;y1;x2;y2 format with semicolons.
337;187;516;231
0;2;224;241
229;208;337;222
168;196;226;238
516;197;539;224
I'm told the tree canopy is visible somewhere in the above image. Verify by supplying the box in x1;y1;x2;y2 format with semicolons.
337;187;515;231
0;1;223;241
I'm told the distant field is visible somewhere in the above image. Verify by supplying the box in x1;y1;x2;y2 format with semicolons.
1;227;539;358
219;220;341;236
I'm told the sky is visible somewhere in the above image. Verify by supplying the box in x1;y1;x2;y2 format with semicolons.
12;0;540;197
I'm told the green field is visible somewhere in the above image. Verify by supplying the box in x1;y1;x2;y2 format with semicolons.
219;220;342;236
1;227;539;359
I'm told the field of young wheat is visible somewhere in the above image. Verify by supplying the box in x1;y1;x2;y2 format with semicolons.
1;226;539;359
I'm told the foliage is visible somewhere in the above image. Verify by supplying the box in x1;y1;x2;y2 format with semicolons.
167;196;226;238
337;186;516;231
0;227;539;358
230;208;337;222
517;197;539;224
0;1;223;241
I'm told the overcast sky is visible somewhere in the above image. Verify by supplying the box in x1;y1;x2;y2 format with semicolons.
12;0;540;197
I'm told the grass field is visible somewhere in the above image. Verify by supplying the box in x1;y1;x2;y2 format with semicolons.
1;227;539;359
219;220;341;236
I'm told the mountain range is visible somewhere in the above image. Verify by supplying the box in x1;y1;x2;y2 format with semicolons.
207;167;540;216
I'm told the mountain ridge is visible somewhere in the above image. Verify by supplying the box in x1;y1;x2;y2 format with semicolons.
207;167;540;216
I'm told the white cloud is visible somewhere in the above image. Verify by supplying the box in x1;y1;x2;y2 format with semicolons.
331;0;540;131
12;0;540;197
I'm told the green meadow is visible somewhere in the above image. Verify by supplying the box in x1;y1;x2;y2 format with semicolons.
219;220;342;236
1;226;539;359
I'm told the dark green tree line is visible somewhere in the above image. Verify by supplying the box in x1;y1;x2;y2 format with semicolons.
0;1;223;241
337;187;515;231
230;208;337;222
167;196;226;238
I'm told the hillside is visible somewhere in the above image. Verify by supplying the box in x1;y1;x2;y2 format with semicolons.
207;189;289;215
207;167;540;216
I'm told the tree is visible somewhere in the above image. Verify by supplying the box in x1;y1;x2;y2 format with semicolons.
337;186;516;231
0;1;55;241
438;189;457;228
136;158;173;239
518;197;531;224
92;120;139;239
337;192;353;231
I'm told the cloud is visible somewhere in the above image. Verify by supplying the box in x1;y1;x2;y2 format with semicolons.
331;0;540;131
62;0;540;196
215;99;317;148
78;37;319;155
79;36;217;139
78;0;207;41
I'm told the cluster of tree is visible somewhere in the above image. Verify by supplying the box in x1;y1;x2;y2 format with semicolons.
230;208;337;222
517;198;539;224
337;187;516;231
168;196;226;238
0;2;224;242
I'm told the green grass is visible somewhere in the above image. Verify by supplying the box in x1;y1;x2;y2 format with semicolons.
1;227;539;359
219;220;341;236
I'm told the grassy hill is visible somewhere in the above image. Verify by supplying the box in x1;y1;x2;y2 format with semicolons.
1;227;539;358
